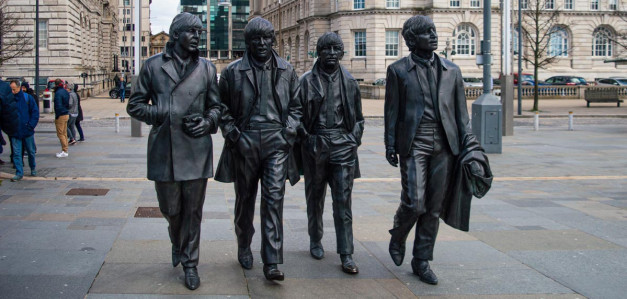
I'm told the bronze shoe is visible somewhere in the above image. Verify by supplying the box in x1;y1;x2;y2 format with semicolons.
238;247;253;269
340;254;359;274
183;267;200;290
411;258;438;285
263;264;285;281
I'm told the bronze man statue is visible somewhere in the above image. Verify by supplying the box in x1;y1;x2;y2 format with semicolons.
127;12;221;290
384;15;484;285
214;17;302;281
297;32;364;274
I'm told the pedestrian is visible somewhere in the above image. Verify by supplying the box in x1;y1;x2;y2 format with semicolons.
2;80;39;181
0;133;6;165
297;32;364;274
215;17;302;282
74;84;85;141
53;79;70;158
127;12;221;290
119;79;126;103
21;81;38;108
66;83;79;145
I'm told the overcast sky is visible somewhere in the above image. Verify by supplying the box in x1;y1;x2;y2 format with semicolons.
150;0;179;34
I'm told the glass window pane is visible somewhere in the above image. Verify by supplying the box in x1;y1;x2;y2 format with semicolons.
385;30;398;56
354;31;366;57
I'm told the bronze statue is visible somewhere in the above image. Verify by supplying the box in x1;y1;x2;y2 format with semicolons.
384;15;491;285
127;12;221;290
214;17;302;281
297;32;364;274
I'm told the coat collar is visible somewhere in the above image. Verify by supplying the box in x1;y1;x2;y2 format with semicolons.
406;53;449;72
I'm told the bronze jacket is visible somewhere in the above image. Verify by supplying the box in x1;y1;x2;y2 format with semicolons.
214;50;302;185
384;54;476;157
297;63;364;178
127;48;221;182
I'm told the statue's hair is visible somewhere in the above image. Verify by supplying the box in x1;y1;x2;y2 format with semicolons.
244;17;276;47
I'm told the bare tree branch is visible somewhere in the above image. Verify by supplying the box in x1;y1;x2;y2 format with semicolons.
0;0;33;67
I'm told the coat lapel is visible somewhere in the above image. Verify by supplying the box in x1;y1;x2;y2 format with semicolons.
161;60;180;84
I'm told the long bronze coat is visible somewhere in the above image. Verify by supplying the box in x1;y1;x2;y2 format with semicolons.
127;49;221;182
384;54;474;157
214;50;302;185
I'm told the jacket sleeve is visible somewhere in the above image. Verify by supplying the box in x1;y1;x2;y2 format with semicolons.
126;62;160;126
296;74;309;139
351;79;365;145
204;63;221;134
218;67;240;143
384;66;399;151
453;67;480;150
69;93;78;112
28;95;39;130
283;68;302;146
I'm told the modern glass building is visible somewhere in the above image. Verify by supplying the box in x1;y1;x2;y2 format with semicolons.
180;0;248;59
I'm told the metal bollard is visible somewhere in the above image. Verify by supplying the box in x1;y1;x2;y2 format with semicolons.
115;113;120;133
534;112;539;131
568;111;574;131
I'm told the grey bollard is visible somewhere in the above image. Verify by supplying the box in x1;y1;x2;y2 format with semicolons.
472;93;503;154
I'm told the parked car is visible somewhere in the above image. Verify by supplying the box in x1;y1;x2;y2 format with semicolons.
595;77;627;86
109;82;131;99
462;77;482;87
544;76;589;86
372;78;386;86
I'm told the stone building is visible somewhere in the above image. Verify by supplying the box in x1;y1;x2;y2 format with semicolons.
117;0;151;77
150;31;168;56
252;0;626;82
0;0;119;95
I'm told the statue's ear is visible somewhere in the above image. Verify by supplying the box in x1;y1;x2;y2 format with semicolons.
172;31;179;41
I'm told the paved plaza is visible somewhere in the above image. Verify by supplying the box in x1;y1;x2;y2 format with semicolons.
0;94;626;298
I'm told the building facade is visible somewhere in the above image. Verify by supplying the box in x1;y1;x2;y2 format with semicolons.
117;0;151;77
254;0;627;82
0;0;119;95
150;31;169;56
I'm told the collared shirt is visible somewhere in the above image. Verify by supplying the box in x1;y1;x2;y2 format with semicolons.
249;55;281;126
411;52;440;124
315;67;344;130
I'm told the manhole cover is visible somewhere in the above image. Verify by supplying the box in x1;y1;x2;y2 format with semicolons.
66;188;109;196
134;207;163;218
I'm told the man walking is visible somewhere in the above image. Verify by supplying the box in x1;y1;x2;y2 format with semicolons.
297;32;364;274
215;17;302;281
127;12;221;290
384;15;482;285
119;79;126;103
53;79;70;158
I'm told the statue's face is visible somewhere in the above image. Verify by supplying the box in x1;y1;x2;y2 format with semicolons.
175;26;202;53
413;24;438;54
318;43;344;72
249;33;274;61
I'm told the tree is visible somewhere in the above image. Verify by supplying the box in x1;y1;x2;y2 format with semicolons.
517;0;564;111
610;10;627;58
0;0;32;67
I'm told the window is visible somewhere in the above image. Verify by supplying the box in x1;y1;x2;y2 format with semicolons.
386;0;400;8
450;0;460;7
609;0;617;10
520;0;528;9
385;30;399;56
470;0;480;7
453;24;476;56
124;0;130;5
353;0;364;9
141;36;145;42
548;26;568;57
564;0;573;9
122;36;126;42
545;0;554;9
38;20;48;48
142;46;148;57
354;31;366;57
591;0;598;10
513;28;522;54
127;9;130;15
592;27;612;57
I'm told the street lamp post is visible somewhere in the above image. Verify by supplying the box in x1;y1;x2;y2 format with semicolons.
218;0;233;59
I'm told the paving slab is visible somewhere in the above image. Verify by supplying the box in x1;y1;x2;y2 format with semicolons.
469;230;621;252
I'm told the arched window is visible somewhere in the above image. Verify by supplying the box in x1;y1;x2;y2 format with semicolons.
548;26;568;57
592;27;612;57
453;24;476;56
304;31;310;58
295;35;300;61
513;28;522;55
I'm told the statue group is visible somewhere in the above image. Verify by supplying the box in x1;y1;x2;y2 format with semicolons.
128;12;492;290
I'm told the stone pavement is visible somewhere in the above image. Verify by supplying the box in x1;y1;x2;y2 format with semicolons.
0;92;625;299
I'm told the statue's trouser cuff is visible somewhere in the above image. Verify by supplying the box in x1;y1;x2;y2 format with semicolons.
155;178;208;268
392;126;454;261
233;128;288;265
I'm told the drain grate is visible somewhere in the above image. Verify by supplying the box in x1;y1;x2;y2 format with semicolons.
66;188;109;196
134;207;163;218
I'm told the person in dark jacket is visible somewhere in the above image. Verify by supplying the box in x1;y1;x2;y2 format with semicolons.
119;80;126;103
21;81;38;108
214;17;302;282
297;32;364;274
73;84;85;141
127;12;221;291
53;79;70;157
384;15;482;285
0;81;14;165
4;81;39;181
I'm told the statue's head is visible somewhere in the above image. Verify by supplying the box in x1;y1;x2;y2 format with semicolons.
316;32;344;73
168;12;203;56
402;15;438;55
244;17;276;62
